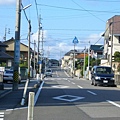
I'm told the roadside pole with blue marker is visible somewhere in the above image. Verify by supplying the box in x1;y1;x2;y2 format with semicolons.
72;36;79;77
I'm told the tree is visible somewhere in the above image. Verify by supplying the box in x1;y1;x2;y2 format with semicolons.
75;60;83;70
114;51;120;62
90;58;100;67
117;64;120;73
0;62;6;67
114;51;120;73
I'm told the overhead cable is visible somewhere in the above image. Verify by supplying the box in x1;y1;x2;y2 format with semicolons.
37;3;120;14
71;0;105;22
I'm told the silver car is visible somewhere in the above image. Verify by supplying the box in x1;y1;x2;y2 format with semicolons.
44;69;52;77
3;70;21;83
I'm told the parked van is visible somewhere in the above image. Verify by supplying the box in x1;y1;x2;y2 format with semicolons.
91;66;116;86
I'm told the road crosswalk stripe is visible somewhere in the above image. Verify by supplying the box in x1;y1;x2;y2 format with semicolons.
0;112;4;120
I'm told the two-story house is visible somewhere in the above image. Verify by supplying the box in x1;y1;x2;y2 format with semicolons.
90;45;104;59
0;41;13;67
3;37;34;61
3;37;38;78
102;15;120;70
61;50;77;70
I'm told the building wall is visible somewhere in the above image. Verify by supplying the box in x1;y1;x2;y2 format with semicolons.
104;16;120;64
5;41;28;52
61;55;71;68
113;36;120;54
5;40;14;51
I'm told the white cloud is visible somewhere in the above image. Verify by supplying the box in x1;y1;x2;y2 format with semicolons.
0;0;16;5
86;33;104;45
31;31;104;60
31;30;47;43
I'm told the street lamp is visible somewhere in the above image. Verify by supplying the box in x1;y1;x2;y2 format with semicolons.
21;3;32;80
22;4;32;10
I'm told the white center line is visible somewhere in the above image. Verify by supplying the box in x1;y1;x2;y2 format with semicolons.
107;100;120;108
77;85;83;89
87;90;97;95
71;82;75;85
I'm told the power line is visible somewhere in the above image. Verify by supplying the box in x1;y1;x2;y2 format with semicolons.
71;0;105;22
35;0;39;20
37;3;120;14
44;28;103;31
93;21;114;45
85;0;120;2
21;3;29;22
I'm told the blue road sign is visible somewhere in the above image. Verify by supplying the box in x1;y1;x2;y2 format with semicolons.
73;36;79;44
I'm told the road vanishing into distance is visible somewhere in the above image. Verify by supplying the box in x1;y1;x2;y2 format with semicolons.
2;66;120;120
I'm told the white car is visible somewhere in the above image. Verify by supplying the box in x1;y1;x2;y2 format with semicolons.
44;69;52;77
3;70;21;83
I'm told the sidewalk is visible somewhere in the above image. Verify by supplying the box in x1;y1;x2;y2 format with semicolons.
0;78;41;110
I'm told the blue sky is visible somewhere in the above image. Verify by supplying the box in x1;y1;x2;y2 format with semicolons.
0;0;120;59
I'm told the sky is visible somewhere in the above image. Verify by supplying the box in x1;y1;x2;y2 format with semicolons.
0;0;120;60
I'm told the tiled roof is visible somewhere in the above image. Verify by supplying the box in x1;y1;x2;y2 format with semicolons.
0;51;13;59
0;41;8;47
76;53;88;59
64;50;77;56
90;45;104;52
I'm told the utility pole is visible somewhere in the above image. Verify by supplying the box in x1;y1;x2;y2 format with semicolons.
41;30;44;55
28;20;31;80
4;27;7;41
73;43;75;76
13;0;21;90
37;15;41;73
83;46;86;78
88;41;90;80
110;20;114;68
41;29;44;79
34;40;36;76
37;15;42;81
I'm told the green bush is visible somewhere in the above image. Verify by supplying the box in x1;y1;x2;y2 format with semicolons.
117;64;120;72
0;62;6;67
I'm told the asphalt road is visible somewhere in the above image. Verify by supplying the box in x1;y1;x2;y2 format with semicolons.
3;67;120;120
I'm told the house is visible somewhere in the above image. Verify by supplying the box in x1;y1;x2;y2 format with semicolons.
2;38;38;78
90;45;104;59
102;15;120;70
3;37;34;61
61;50;77;69
0;41;13;67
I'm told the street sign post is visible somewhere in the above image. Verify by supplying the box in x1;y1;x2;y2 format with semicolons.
72;36;79;77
